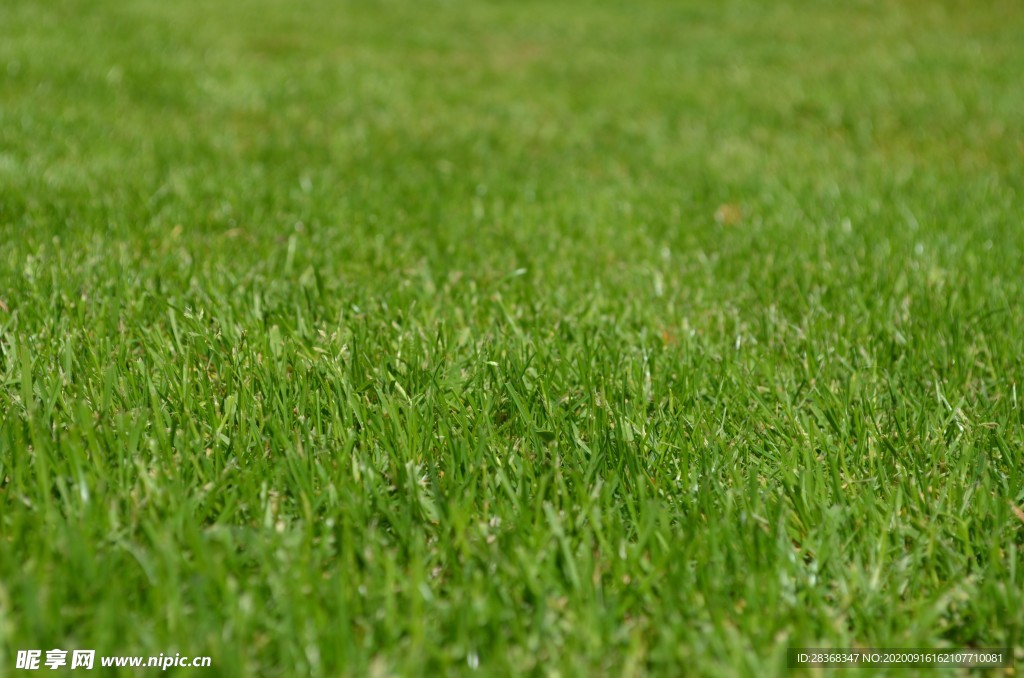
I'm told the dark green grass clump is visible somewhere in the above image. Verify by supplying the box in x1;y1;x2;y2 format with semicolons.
1;0;1022;674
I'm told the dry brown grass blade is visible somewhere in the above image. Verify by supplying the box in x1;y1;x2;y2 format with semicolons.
714;203;743;226
1011;503;1024;524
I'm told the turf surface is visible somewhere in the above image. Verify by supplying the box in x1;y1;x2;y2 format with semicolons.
2;0;1023;674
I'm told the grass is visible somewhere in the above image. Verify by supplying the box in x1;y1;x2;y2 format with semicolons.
1;0;1023;674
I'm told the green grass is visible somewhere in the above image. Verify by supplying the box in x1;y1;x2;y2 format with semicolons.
2;0;1023;674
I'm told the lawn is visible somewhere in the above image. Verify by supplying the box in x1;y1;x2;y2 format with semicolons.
1;0;1023;674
